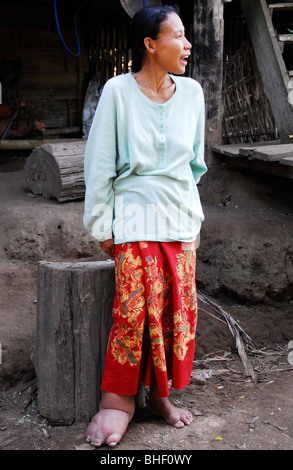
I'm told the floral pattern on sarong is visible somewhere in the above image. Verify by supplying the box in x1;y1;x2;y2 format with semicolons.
110;243;146;366
143;251;173;372
173;242;197;361
108;241;197;378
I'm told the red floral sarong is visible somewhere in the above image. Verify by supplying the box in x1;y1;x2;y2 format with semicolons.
101;241;198;398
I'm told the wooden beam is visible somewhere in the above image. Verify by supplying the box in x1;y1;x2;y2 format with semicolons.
217;154;293;179
212;142;293;178
280;156;293;167
269;3;293;12
241;0;293;139
211;140;281;157
278;34;293;44
0;138;81;151
239;143;293;161
192;0;224;166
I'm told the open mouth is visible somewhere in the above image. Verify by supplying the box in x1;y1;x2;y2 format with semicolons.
180;55;189;65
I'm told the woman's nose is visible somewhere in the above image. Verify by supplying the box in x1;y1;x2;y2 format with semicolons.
184;37;192;50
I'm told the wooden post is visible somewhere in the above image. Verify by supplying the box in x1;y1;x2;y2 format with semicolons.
241;0;293;140
31;260;115;424
192;0;224;166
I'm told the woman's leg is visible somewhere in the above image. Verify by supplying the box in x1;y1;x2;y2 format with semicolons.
86;243;145;447
86;392;135;447
148;377;193;428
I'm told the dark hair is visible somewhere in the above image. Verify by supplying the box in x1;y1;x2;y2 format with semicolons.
130;5;180;73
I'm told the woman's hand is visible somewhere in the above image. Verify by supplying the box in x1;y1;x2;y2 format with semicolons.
100;238;115;258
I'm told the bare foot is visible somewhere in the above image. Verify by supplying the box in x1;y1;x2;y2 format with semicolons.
148;395;193;428
86;392;135;447
148;383;193;428
86;408;132;447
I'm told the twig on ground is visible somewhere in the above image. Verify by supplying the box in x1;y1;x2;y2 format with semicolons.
197;289;258;383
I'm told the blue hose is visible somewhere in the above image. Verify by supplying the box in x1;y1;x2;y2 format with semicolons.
55;0;149;57
54;0;81;57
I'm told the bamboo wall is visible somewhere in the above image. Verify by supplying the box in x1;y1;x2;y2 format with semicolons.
223;1;277;144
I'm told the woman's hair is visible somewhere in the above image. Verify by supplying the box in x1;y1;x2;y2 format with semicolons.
130;5;180;73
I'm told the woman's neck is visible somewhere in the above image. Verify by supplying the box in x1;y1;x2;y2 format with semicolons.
132;67;175;104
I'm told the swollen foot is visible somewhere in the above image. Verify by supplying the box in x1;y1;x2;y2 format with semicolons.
86;408;132;447
86;392;135;447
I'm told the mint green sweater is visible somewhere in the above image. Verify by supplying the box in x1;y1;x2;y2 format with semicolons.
83;72;207;243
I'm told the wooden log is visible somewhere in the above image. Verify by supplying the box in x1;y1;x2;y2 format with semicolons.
31;260;116;424
24;140;87;202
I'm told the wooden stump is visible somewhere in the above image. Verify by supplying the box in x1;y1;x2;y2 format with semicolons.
31;260;115;424
24;140;86;202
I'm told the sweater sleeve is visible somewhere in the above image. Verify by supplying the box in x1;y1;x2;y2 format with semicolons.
190;84;207;184
83;80;117;241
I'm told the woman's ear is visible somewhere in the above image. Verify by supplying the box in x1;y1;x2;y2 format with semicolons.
144;37;156;54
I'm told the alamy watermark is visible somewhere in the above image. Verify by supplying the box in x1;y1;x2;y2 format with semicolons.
90;196;201;242
0;82;2;104
0;342;2;365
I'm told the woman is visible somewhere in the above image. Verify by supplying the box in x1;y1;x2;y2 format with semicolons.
83;5;207;447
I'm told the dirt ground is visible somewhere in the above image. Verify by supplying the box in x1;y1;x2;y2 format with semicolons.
0;154;293;452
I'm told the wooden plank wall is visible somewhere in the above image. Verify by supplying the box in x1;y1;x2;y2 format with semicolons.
0;1;89;132
0;1;195;138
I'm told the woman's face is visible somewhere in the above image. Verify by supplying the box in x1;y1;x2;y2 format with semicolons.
151;12;192;74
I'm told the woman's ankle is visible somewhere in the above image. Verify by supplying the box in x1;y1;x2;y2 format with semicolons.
100;391;136;418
